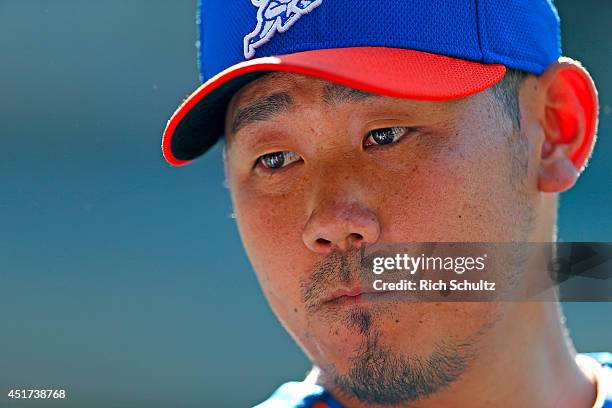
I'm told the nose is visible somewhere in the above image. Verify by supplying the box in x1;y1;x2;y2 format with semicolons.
302;199;381;253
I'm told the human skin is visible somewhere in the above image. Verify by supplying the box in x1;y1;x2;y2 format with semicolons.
222;60;598;407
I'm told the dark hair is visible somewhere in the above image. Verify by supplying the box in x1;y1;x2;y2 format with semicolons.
489;68;530;130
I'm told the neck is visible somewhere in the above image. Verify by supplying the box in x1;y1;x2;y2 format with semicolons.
309;301;598;408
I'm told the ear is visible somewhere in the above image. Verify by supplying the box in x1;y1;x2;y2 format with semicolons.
536;58;599;193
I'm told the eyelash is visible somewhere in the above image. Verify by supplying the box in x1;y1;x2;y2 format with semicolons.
254;127;415;171
254;151;301;171
363;127;414;148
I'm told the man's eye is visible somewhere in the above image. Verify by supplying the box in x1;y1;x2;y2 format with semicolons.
364;127;412;147
256;151;301;170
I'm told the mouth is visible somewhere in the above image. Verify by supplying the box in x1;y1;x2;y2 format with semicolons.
323;287;394;307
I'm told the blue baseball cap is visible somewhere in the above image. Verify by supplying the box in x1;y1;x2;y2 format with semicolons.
162;0;561;166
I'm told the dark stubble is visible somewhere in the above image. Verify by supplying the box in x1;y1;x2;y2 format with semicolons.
302;250;478;405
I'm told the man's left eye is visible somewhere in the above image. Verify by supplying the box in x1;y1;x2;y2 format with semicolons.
363;127;412;147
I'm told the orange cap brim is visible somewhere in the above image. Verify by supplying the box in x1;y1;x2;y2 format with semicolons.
162;47;506;166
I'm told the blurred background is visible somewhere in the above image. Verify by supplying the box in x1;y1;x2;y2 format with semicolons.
0;1;610;407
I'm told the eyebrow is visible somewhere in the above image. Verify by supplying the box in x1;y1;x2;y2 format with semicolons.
322;83;377;105
230;92;293;134
229;83;380;134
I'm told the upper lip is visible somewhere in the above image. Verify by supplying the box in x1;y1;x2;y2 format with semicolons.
324;286;381;304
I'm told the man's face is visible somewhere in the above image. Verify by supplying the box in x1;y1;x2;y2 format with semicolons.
223;73;541;403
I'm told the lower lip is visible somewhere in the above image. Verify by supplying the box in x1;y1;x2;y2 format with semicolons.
326;291;394;307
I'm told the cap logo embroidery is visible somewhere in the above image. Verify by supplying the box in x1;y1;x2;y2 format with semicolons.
244;0;322;59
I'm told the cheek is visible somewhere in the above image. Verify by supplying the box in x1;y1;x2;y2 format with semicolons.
385;302;503;352
379;126;525;242
230;184;311;321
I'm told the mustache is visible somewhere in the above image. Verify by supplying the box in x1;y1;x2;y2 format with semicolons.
301;247;366;312
301;243;435;312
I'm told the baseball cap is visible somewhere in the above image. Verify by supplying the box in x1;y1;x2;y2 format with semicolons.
162;0;561;166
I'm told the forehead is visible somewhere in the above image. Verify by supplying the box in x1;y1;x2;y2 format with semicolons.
228;73;376;111
225;73;474;132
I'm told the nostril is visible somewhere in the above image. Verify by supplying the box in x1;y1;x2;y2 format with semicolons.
316;238;332;246
348;233;364;242
303;205;380;253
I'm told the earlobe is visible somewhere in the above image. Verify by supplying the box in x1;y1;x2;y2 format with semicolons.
536;58;599;193
538;144;579;192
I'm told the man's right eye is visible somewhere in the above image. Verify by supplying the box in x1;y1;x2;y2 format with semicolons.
255;151;302;170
